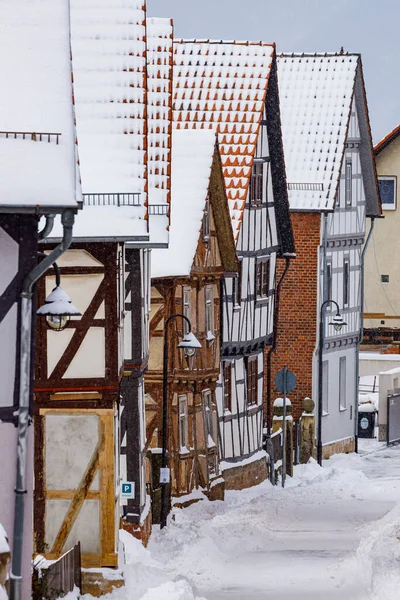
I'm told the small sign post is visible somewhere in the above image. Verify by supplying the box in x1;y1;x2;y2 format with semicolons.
275;366;297;488
159;467;170;485
121;481;135;499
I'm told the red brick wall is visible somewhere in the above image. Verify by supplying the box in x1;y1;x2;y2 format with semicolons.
267;212;321;421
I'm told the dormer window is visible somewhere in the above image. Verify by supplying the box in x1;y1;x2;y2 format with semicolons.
203;194;210;240
249;162;263;206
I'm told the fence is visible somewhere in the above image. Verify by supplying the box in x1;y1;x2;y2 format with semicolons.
387;393;400;445
83;192;140;207
33;543;81;600
265;428;283;485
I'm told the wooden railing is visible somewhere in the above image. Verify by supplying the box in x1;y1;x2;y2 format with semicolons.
33;543;81;600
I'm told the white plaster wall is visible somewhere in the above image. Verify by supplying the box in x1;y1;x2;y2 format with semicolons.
378;367;400;427
0;425;34;600
316;346;357;446
359;354;400;377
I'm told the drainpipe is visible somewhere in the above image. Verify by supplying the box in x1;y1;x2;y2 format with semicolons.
266;252;296;432
38;214;55;241
9;209;75;600
354;216;375;453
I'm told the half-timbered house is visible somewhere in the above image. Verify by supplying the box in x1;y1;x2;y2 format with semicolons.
270;53;381;458
173;41;295;489
146;128;238;505
34;2;171;566
0;0;81;595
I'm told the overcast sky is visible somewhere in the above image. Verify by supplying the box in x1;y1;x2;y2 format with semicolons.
148;0;397;144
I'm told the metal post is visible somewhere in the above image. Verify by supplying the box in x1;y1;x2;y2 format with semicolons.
317;299;342;466
282;365;287;487
317;308;324;466
160;313;192;530
10;210;75;600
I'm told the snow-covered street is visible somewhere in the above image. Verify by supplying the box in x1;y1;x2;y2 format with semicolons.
85;442;400;600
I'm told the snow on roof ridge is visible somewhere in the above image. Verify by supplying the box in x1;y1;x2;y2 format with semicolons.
175;38;275;47
280;51;360;58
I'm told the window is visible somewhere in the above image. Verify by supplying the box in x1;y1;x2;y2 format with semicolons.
381;274;389;284
378;177;396;210
326;262;332;305
233;260;242;307
339;356;346;410
205;285;214;337
246;356;258;406
322;361;329;414
256;259;270;299
203;390;214;445
345;159;352;207
178;395;188;451
182;286;191;334
249;162;263;206
223;362;232;412
203;193;210;239
343;258;350;307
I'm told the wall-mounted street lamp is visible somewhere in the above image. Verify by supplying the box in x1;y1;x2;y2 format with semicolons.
36;260;80;331
160;314;201;529
317;300;347;466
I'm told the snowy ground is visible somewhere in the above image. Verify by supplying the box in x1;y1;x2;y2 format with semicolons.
77;440;400;600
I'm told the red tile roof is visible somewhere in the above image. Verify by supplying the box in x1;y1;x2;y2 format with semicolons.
173;40;275;240
374;124;400;156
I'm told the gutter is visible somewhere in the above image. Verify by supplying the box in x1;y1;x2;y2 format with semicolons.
9;209;75;600
354;216;375;453
266;252;296;431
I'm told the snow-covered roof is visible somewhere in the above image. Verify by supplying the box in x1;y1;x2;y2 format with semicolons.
151;129;216;278
147;17;173;245
0;0;81;211
68;0;148;239
173;40;275;240
278;53;359;211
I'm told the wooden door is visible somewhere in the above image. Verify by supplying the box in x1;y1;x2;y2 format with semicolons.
36;408;117;568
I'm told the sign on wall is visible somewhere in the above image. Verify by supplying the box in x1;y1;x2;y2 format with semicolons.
121;481;135;499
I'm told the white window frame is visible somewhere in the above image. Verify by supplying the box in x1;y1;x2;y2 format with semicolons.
343;258;350;308
378;176;397;211
345;159;352;208
203;193;211;239
203;389;214;446
182;286;191;335
339;356;346;411
178;395;189;452
205;284;214;338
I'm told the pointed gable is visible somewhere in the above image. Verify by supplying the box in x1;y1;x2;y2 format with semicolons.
173;40;275;240
278;53;359;211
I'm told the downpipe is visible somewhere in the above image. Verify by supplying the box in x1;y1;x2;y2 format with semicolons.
9;210;75;600
354;217;375;453
266;253;295;432
38;214;55;241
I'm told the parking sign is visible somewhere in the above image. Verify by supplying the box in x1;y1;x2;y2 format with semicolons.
121;481;135;499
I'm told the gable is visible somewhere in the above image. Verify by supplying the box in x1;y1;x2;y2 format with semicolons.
278;53;358;211
192;149;238;275
173;40;275;240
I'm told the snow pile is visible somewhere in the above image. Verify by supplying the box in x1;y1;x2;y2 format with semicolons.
138;580;206;600
357;502;400;599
